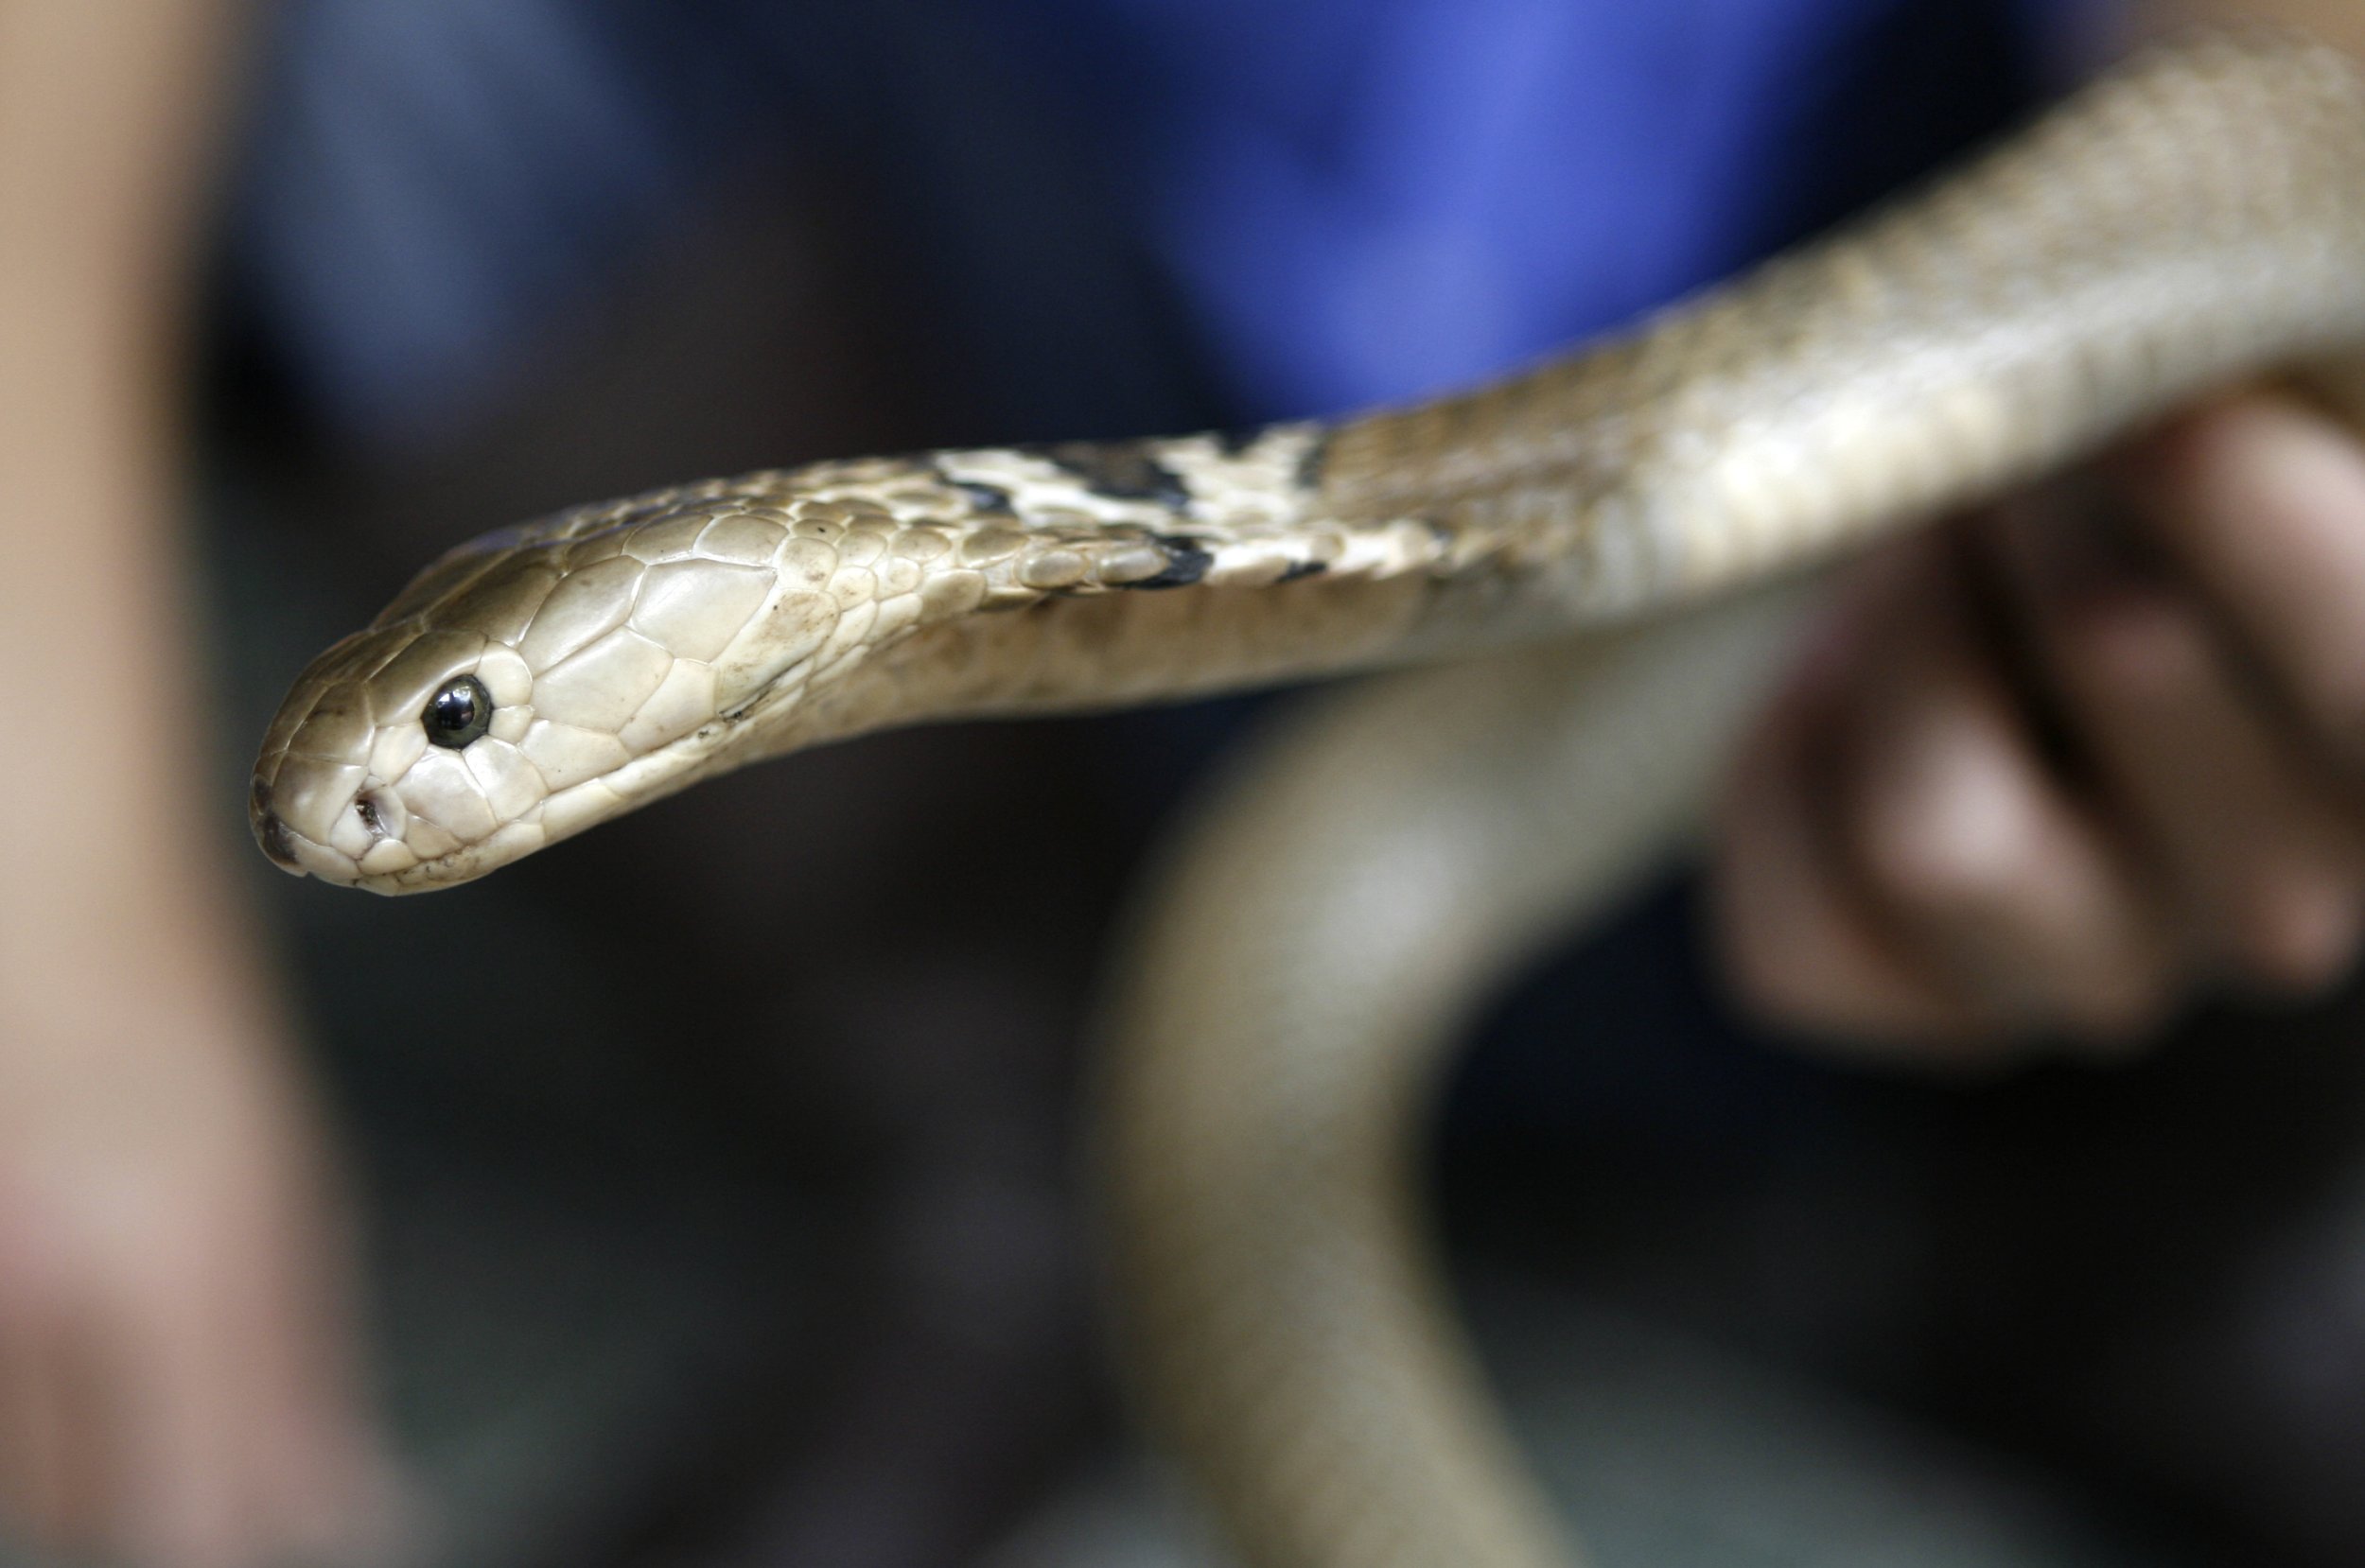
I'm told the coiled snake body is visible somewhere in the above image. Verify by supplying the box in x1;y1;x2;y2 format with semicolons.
252;35;2365;1567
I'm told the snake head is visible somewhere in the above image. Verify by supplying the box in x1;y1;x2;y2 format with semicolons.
249;611;557;893
249;488;814;893
251;441;1309;890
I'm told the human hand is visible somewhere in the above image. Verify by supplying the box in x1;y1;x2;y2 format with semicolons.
0;910;400;1568
0;2;401;1556
1711;387;2365;1066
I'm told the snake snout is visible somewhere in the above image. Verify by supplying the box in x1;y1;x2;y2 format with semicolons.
249;780;303;874
245;749;376;885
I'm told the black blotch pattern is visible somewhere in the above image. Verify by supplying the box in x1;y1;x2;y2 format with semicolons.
1294;429;1332;490
1130;534;1213;590
952;479;1015;514
1031;440;1195;512
1277;559;1329;583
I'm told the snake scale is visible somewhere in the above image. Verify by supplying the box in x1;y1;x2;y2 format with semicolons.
251;33;2365;1568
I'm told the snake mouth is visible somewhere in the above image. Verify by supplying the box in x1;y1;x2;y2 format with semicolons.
247;806;361;885
248;725;621;895
245;797;490;894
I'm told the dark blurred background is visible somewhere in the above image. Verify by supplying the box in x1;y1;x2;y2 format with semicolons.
66;0;2365;1564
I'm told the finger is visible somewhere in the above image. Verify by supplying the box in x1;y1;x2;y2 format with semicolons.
1829;530;2171;1043
226;1179;401;1565
202;1228;318;1568
101;1236;255;1568
2127;390;2365;770
1998;502;2365;994
0;1282;64;1544
0;1194;106;1553
0;1315;84;1550
1711;579;1995;1054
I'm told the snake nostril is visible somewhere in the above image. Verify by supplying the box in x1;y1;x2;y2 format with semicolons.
355;788;405;842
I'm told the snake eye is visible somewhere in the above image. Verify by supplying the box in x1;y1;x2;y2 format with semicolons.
422;674;492;749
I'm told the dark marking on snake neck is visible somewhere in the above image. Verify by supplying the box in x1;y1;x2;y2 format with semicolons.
931;457;1015;514
1277;558;1328;583
1032;440;1195;512
952;478;1015;514
1294;429;1332;490
1129;534;1213;590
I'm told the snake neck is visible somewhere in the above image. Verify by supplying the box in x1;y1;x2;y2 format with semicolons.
709;422;1551;772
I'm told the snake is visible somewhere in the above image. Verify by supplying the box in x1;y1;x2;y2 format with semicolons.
249;32;2365;1568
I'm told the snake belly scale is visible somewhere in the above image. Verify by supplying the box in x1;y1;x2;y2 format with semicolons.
251;34;2365;1568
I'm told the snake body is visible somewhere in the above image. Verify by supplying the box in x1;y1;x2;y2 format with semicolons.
252;34;2365;1568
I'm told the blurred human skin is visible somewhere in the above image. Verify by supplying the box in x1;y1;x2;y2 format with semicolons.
0;2;394;1565
9;0;2365;1565
1709;7;2365;1061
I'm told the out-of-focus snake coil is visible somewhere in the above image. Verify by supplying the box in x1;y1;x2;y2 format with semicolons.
250;34;2365;1568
